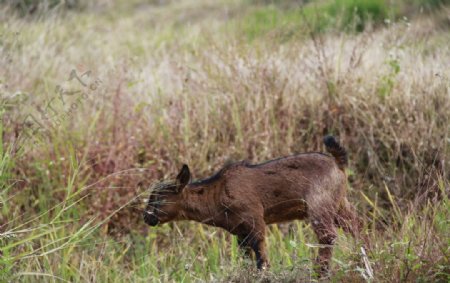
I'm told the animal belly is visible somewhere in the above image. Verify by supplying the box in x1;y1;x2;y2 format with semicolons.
263;199;308;224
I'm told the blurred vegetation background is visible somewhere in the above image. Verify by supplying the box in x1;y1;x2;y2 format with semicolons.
0;0;449;282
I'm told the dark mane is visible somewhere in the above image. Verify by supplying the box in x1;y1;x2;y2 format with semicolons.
190;161;249;186
190;170;223;186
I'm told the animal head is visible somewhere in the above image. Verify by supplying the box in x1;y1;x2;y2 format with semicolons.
143;164;191;226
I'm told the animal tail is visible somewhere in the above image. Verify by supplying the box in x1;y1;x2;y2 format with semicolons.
323;135;348;170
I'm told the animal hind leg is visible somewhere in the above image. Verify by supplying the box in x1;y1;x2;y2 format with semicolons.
310;213;337;278
335;198;361;238
334;198;371;249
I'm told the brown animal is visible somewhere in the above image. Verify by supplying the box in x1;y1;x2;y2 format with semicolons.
143;136;360;276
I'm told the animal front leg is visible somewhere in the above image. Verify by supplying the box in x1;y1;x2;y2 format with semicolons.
236;225;269;270
252;239;269;270
247;231;269;270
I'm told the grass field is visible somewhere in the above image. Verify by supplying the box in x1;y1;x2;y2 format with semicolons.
0;0;449;282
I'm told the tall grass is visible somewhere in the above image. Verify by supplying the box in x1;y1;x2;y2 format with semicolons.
1;0;449;281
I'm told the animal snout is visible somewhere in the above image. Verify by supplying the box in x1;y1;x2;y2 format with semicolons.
143;211;160;226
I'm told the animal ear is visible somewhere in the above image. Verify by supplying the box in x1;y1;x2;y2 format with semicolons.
176;164;191;192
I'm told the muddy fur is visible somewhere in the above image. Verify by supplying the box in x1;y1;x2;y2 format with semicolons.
143;136;360;276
